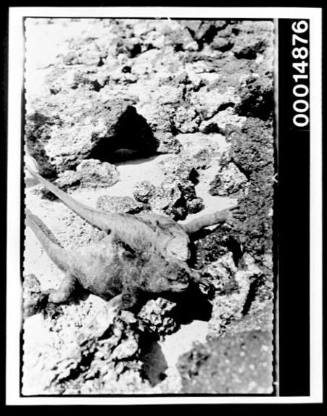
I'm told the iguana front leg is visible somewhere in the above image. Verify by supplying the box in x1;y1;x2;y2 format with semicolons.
181;206;237;235
46;274;77;304
23;273;77;317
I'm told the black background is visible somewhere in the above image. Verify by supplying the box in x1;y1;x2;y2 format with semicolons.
1;0;325;409
278;18;310;396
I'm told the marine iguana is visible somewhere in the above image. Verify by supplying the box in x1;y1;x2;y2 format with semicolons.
26;209;195;313
26;167;234;262
25;168;235;314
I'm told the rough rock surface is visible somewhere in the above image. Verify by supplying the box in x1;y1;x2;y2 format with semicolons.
60;159;119;188
209;161;249;197
26;97;159;174
133;180;156;203
178;326;273;394
132;155;204;220
235;74;274;120
138;298;179;336
24;18;275;395
96;195;145;214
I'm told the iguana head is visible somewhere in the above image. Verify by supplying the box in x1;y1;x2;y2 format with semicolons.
159;231;191;263
138;252;194;294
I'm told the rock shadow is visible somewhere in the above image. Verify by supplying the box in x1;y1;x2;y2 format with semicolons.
167;284;213;325
25;112;58;178
139;335;168;386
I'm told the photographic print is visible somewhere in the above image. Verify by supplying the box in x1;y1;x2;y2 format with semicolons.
6;6;323;405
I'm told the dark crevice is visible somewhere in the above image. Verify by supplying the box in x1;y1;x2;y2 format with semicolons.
218;101;235;112
88;106;159;163
172;284;213;324
128;43;142;58
230;158;252;181
202;102;235;122
242;277;263;316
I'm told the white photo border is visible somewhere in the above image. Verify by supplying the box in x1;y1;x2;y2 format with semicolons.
6;6;323;405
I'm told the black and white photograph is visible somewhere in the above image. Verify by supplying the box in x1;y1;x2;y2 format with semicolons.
5;6;323;405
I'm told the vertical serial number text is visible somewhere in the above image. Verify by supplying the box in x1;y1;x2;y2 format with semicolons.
291;20;310;128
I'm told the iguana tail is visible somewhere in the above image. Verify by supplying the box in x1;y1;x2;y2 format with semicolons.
26;167;126;231
25;209;71;273
26;167;159;251
182;208;233;234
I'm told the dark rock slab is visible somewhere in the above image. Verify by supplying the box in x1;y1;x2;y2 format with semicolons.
178;320;273;394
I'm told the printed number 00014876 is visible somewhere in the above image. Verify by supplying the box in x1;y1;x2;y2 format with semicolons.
291;20;310;128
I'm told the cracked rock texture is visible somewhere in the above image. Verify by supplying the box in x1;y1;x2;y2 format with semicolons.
23;18;275;395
